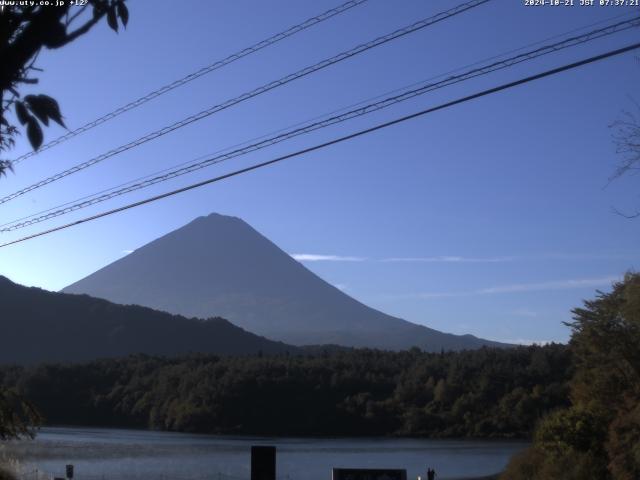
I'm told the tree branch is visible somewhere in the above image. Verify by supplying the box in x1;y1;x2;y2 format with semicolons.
65;5;89;27
55;12;105;48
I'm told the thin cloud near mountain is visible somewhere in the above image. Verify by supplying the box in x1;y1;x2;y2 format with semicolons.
291;254;367;262
382;256;514;263
291;254;513;263
401;275;621;299
291;252;638;263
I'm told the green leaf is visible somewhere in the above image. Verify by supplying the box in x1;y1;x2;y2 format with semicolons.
0;160;13;178
25;94;65;128
107;7;118;32
25;95;49;126
92;0;108;18
15;102;30;125
26;117;43;150
117;1;129;27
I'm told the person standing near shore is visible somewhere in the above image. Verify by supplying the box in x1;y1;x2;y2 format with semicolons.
427;468;436;480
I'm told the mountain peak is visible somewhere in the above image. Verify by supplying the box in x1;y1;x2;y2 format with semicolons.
63;215;510;351
177;212;258;238
199;212;243;222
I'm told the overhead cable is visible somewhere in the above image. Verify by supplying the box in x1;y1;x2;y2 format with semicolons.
10;0;371;165
0;0;490;205
2;16;637;232
2;41;638;248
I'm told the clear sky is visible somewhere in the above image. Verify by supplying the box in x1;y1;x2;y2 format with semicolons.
1;0;639;344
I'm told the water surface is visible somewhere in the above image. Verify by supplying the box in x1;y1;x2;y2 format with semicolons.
2;427;526;480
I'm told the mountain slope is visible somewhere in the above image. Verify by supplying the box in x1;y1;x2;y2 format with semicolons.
0;275;294;364
63;213;509;351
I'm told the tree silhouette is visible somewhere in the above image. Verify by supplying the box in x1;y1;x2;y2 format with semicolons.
501;273;640;479
0;0;129;441
610;101;640;217
0;388;42;440
0;0;129;176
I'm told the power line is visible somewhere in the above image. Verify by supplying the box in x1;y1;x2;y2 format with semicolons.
2;41;638;249
3;13;637;232
10;0;370;165
2;15;637;232
0;0;490;205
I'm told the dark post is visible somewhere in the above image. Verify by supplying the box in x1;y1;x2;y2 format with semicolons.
251;445;276;480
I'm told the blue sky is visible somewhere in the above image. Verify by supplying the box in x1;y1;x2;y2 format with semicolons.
1;0;639;344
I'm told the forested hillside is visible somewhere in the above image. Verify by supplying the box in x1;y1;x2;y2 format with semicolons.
502;273;640;480
0;345;570;438
0;275;294;363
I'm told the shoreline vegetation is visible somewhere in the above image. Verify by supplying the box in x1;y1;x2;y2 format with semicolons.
500;274;640;479
0;465;13;480
0;344;570;439
0;457;20;480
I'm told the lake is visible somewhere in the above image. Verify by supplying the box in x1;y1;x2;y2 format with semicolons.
1;427;527;480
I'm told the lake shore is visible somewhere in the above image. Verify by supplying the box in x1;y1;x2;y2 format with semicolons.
4;426;522;480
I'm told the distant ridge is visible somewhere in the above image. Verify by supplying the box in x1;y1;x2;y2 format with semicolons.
0;275;295;364
63;213;511;351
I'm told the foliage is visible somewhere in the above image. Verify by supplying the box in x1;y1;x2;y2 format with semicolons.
534;406;606;459
0;345;571;438
0;0;129;173
0;388;42;440
607;401;640;480
611;103;640;185
501;273;640;480
609;96;640;217
0;464;16;480
501;446;604;480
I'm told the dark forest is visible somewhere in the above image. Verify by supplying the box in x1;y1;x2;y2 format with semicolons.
0;344;570;438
